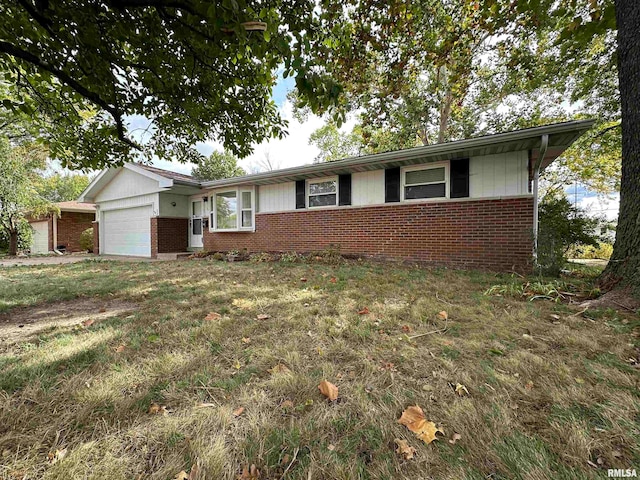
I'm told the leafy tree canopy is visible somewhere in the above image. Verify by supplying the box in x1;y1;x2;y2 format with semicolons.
309;123;362;163
191;150;246;181
0;0;343;170
35;169;92;203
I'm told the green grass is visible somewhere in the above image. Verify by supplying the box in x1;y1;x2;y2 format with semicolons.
0;258;638;479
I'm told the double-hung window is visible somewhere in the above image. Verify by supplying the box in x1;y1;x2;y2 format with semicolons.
210;188;254;231
308;177;338;207
402;164;448;200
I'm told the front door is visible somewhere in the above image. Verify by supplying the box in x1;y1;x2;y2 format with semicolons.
189;200;203;248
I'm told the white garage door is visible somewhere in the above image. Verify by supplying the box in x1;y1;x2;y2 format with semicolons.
103;206;152;257
31;221;49;254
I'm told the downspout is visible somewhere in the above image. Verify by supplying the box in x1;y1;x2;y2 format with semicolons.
532;134;549;266
53;214;63;255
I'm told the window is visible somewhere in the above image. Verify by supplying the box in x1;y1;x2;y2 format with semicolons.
210;188;254;231
308;178;338;207
215;191;237;230
403;165;447;200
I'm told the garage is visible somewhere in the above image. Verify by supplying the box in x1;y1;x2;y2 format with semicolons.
30;221;49;254
102;206;152;257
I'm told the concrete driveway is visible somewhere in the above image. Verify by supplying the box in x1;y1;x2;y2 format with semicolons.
0;254;157;267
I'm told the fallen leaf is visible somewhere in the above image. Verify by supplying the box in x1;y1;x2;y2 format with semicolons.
280;399;294;409
204;312;222;321
437;311;448;321
575;377;585;384
148;403;168;415
398;405;444;444
394;438;417;460
268;364;291;374
318;380;339;401
454;383;470;396
237;464;261;479
358;307;370;315
550;314;561;320
47;448;67;465
81;319;95;327
234;359;241;370
233;406;245;417
197;403;217;408
327;444;336;451
99;307;107;313
401;325;412;333
241;337;251;344
300;277;307;282
114;344;126;353
524;381;534;390
449;433;462;445
330;277;337;283
175;471;189;480
256;314;271;320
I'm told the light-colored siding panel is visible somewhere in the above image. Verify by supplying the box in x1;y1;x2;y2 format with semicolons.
257;182;296;212
352;170;385;206
98;193;159;215
159;192;190;217
469;151;529;198
94;168;162;202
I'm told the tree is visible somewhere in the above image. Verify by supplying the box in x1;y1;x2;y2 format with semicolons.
0;1;343;170
249;149;281;173
0;139;53;255
35;170;92;202
191;150;245;181
309;123;362;162
600;0;640;293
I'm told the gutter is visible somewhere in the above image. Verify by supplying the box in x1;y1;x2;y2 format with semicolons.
532;134;549;266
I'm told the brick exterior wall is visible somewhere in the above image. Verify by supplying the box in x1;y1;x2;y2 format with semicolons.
202;197;534;272
56;212;95;252
151;217;189;258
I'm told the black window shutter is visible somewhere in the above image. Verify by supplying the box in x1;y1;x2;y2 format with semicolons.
295;180;306;209
338;174;351;206
450;158;469;198
385;167;401;202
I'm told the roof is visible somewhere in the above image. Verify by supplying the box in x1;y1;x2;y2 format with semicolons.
202;119;595;188
55;201;96;213
135;163;200;185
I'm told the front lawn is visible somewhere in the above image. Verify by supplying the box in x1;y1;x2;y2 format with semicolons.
0;259;638;479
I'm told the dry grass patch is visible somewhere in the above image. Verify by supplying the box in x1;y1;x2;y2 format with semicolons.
0;259;638;479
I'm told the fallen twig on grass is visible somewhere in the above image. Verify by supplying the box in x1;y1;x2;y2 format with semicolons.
409;320;448;339
279;447;299;480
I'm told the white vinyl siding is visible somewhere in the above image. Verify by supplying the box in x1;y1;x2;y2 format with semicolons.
94;168;163;202
102;205;152;257
257;182;296;213
352;170;385;206
469;151;529;198
30;221;49;254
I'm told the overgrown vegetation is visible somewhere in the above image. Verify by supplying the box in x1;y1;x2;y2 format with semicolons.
0;259;637;479
79;228;93;253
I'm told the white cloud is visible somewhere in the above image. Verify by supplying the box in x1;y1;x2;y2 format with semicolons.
579;194;620;221
152;100;357;175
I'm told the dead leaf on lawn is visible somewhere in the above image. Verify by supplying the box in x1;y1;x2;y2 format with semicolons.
241;337;251;344
280;399;294;409
256;314;271;320
330;277;337;283
175;471;189;480
394;438;417;460
449;433;462;445
525;380;534;390
114;344;126;353
47;448;67;465
358;307;370;315
81;319;95;327
204;312;222;321
98;307;107;313
233;406;245;417
237;464;261;480
398;405;444;444
148;403;169;415
401;325;412;333
455;383;470;396
268;364;291;375
437;310;448;321
300;277;307;282
318;380;339;401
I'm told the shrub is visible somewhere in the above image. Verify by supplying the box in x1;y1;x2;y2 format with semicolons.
79;228;93;252
249;252;274;263
567;242;613;260
211;252;225;261
279;251;303;263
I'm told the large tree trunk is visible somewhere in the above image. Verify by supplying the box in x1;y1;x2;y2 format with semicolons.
8;230;18;256
600;0;640;293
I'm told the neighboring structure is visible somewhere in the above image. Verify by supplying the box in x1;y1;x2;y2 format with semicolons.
28;201;96;254
79;120;594;271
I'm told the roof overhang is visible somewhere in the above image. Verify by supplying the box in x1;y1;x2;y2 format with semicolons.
202;119;595;189
58;205;95;213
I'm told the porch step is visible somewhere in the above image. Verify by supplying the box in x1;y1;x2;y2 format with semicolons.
156;252;193;261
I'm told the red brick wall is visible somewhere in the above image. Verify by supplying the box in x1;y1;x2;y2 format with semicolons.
203;197;534;272
151;217;188;257
56;212;95;252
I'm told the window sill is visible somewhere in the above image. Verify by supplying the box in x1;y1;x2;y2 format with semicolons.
208;228;255;233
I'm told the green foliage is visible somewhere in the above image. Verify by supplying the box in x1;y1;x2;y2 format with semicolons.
0;138;55;255
0;1;343;169
309;122;362;162
485;280;573;302
567;242;614;260
537;196;600;276
191;150;245;181
0;219;32;253
79;228;94;253
34;170;92;202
